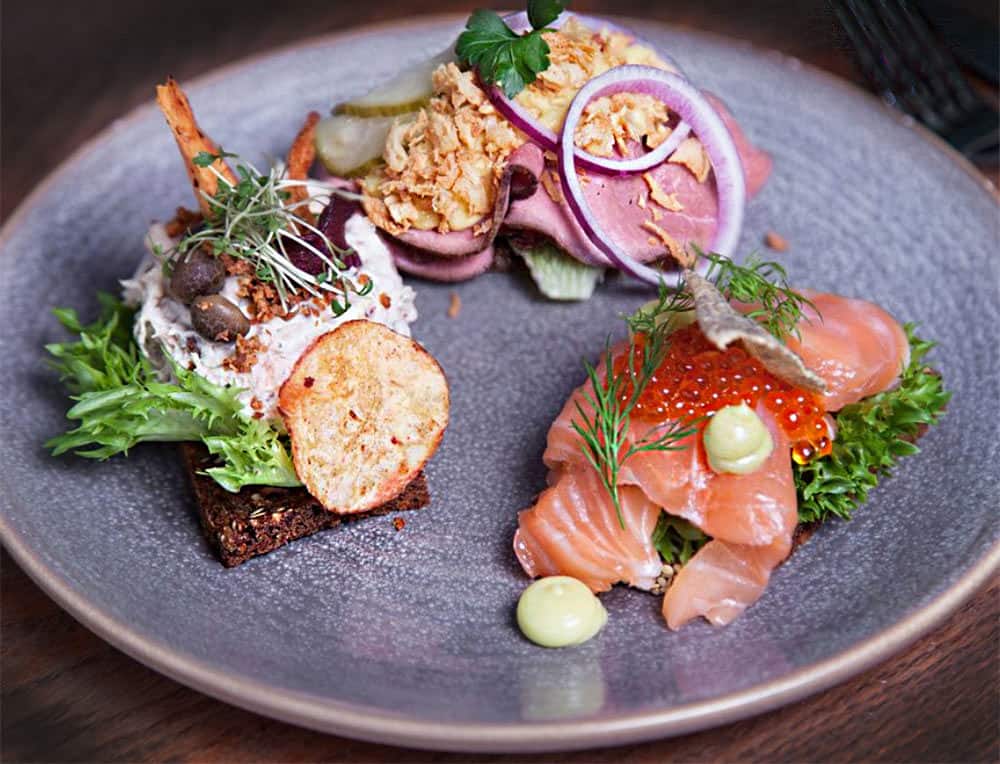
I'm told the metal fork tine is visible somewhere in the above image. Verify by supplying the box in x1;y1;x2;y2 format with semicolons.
832;2;897;98
840;0;945;128
871;0;965;125
834;0;998;159
890;0;981;112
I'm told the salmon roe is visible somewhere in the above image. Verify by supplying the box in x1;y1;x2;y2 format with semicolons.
618;324;832;464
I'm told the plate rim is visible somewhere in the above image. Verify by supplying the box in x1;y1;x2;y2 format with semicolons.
1;14;998;754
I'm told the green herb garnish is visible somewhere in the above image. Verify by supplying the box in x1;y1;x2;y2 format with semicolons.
571;286;698;529
192;148;238;167
794;325;949;523
664;248;816;341
652;513;709;565
572;251;815;528
45;296;300;492
455;1;566;98
173;150;367;312
707;256;813;341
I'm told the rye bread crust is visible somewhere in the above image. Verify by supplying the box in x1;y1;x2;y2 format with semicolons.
181;443;428;567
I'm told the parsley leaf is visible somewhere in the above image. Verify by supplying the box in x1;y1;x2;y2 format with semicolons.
528;0;567;29
456;10;517;66
794;325;950;523
455;2;566;98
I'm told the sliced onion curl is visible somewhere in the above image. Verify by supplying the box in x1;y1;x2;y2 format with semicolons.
558;65;747;286
490;12;691;174
501;11;685;74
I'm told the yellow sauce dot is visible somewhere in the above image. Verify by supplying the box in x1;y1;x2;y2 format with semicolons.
516;576;607;648
703;402;774;474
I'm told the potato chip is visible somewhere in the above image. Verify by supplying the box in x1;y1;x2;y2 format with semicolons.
279;321;449;514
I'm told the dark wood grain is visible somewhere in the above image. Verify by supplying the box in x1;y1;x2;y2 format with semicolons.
2;2;998;762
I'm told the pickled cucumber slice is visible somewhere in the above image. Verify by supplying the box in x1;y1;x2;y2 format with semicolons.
342;157;385;180
334;50;452;118
336;96;429;119
314;114;398;177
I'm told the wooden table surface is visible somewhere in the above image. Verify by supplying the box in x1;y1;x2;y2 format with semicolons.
2;2;997;761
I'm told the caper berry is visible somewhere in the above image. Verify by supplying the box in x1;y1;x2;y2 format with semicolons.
169;249;226;304
190;295;250;343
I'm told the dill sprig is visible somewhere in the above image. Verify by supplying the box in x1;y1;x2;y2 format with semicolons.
169;149;368;312
571;285;698;529
670;247;816;341
706;253;815;341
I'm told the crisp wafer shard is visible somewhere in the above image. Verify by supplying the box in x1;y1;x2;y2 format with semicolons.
155;78;237;216
684;270;826;392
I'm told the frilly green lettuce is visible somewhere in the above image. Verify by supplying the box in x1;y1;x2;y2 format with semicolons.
45;294;300;492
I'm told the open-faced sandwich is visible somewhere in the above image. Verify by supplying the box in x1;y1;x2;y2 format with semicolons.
310;4;770;299
46;79;450;566
513;253;949;633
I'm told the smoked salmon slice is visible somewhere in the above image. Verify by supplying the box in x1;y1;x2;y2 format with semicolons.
516;289;910;629
790;290;910;411
627;407;796;547
514;466;663;592
661;536;792;628
660;410;796;628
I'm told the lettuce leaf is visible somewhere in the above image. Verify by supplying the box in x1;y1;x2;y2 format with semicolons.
507;237;603;301
45;294;301;492
652;513;709;565
794;325;950;523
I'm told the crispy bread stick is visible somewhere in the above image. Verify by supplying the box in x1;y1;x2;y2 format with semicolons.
155;77;238;216
285;111;321;225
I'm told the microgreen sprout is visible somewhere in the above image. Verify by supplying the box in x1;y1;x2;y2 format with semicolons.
169;149;370;311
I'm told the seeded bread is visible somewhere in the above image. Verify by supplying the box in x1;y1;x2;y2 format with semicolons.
181;443;428;567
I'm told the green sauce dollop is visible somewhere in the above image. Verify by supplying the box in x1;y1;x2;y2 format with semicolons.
516;576;607;648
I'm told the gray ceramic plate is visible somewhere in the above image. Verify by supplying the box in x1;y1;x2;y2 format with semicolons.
1;15;998;754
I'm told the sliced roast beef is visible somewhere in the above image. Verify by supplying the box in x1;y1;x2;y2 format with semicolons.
343;94;769;280
385;239;495;282
503;95;771;265
389;142;545;259
394;225;491;257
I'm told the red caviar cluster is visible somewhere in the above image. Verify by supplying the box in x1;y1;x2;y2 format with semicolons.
620;324;832;463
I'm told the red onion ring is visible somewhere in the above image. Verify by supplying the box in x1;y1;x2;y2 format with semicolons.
488;12;691;175
501;11;685;74
557;65;747;285
487;84;691;175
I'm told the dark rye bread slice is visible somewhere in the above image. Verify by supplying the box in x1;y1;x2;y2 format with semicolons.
181;443;429;567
